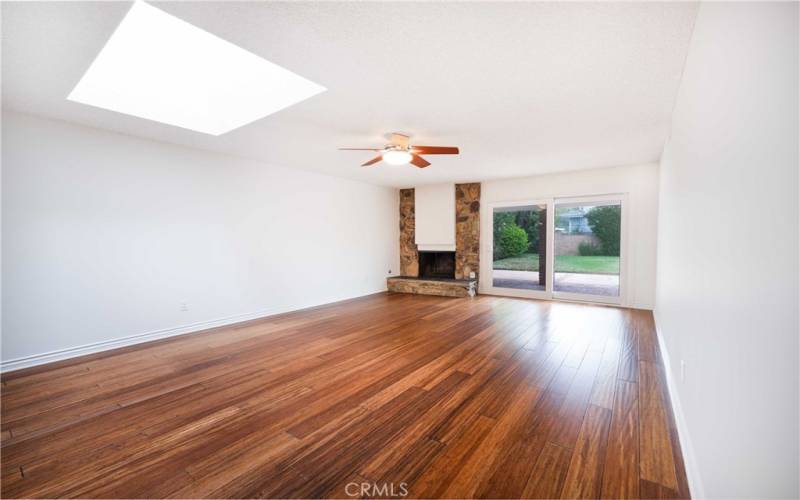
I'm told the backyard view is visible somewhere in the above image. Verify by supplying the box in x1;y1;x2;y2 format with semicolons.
492;201;621;296
492;205;547;291
493;254;619;274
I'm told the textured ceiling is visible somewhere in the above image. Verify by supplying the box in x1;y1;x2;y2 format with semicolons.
2;1;698;187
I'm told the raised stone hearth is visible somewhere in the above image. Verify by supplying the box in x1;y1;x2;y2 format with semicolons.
387;276;477;298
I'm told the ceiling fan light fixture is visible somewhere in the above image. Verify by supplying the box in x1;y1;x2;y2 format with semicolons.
340;133;458;168
382;149;413;165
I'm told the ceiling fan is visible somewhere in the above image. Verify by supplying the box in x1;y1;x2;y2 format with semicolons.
339;133;459;168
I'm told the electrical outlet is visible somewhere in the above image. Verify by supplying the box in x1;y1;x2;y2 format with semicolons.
680;359;686;382
180;302;189;312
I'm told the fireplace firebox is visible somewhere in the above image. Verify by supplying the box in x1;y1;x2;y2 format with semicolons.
418;251;456;280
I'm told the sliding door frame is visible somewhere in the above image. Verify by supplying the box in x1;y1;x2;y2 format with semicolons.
485;199;555;301
550;193;627;306
484;192;628;307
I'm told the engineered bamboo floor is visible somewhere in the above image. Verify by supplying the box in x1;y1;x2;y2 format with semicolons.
1;293;689;499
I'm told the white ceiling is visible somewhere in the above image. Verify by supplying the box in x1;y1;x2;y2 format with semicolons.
2;1;698;188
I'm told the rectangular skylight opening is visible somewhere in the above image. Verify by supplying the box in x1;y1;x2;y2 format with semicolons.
68;1;326;135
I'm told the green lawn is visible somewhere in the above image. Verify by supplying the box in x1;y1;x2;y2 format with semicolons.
493;253;619;274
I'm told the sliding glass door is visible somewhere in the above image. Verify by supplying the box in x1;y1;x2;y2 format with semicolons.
489;202;550;299
552;197;622;304
488;195;624;305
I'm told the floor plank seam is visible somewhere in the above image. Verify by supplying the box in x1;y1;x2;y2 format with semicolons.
0;295;689;499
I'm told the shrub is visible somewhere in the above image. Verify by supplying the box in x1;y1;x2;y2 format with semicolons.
493;212;516;260
493;210;544;258
497;223;528;259
586;205;621;256
514;210;542;253
578;241;604;256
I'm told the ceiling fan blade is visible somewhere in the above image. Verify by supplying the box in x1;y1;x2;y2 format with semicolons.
361;155;383;167
410;154;430;168
390;133;410;148
411;146;459;155
340;147;382;151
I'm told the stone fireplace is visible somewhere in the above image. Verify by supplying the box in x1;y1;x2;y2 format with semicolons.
388;183;480;297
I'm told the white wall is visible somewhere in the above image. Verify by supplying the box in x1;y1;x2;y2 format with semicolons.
480;163;660;309
415;183;455;251
655;2;799;498
1;111;399;369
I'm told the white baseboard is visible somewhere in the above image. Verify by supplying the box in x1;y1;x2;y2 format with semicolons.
478;290;653;311
653;311;705;499
1;288;387;373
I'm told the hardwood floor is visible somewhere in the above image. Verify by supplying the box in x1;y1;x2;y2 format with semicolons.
1;293;689;499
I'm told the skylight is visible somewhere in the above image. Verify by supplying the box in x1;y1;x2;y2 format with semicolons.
68;1;326;135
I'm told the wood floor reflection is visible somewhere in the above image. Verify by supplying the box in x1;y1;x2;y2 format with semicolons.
1;293;689;498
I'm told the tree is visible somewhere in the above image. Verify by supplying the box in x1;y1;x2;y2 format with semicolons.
496;223;528;259
493;212;516;259
586;205;621;256
494;210;543;259
514;210;541;253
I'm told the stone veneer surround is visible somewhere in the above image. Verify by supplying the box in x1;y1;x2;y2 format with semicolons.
454;183;480;280
396;183;480;284
398;188;418;277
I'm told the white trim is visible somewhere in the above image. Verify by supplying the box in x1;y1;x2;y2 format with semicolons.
550;289;620;305
0;288;388;373
653;310;705;499
481;287;548;301
417;244;456;252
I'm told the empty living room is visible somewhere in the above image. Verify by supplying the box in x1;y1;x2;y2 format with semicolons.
1;1;797;499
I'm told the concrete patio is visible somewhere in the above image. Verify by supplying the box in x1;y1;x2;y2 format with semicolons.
492;269;619;296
